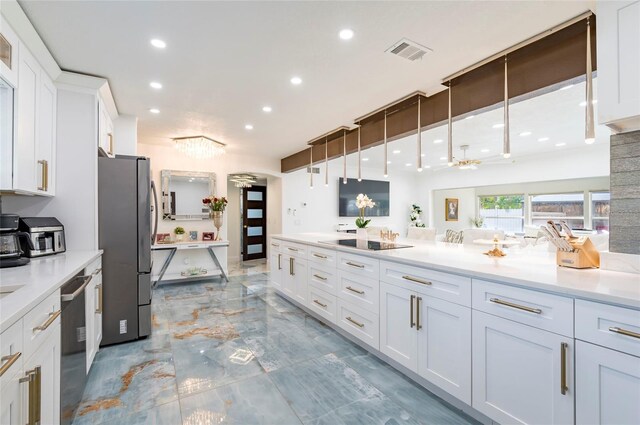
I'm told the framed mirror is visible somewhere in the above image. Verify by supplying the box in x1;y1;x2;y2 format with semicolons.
161;170;216;220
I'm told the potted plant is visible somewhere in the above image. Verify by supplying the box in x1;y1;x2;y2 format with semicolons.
174;226;186;242
409;204;426;228
203;196;228;241
355;193;375;240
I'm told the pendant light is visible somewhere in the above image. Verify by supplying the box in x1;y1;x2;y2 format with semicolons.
417;97;423;172
503;56;511;159
357;124;362;182
585;16;595;144
309;147;313;189
324;136;329;187
383;110;388;178
342;130;347;184
447;82;453;166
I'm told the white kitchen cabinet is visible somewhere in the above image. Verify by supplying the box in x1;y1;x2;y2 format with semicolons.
0;16;19;87
0;371;22;425
269;251;283;291
85;260;103;371
597;0;640;130
576;340;640;425
380;282;417;370
15;43;38;193
281;254;307;303
472;310;574;425
35;69;56;195
0;320;24;425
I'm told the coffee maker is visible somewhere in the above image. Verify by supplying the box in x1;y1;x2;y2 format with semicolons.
0;214;34;268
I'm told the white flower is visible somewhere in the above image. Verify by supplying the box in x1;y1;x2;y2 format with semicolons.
355;194;374;210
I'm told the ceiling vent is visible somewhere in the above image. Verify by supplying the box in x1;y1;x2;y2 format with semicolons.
386;38;432;62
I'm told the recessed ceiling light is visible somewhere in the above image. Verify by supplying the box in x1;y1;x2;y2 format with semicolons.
150;39;166;49
579;100;598;107
149;108;160;114
555;142;566;147
262;106;272;113
392;150;401;154
433;139;443;144
339;29;354;40
245;124;253;130
538;137;549;142
481;148;490;153
149;81;162;89
465;115;475;120
439;156;447;160
424;165;431;169
519;131;532;137
560;84;574;91
405;163;412;167
362;158;369;161
290;76;302;85
492;123;504;129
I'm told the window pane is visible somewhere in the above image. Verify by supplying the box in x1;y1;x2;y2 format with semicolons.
247;226;263;236
531;193;584;224
247;244;262;254
247;191;263;201
247;209;263;219
478;195;525;233
591;191;610;232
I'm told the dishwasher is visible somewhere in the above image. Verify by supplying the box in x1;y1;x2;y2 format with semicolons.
60;271;93;425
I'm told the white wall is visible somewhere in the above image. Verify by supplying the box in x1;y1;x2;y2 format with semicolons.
282;159;421;236
113;114;137;156
432;187;477;233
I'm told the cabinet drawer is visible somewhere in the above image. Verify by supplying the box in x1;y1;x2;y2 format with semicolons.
308;263;337;295
307;246;336;267
337;269;379;314
336;299;379;350
0;319;23;388
380;261;470;306
281;241;307;259
269;239;282;253
84;256;102;274
23;289;61;360
473;280;573;337
576;299;640;357
307;286;337;324
337;252;379;279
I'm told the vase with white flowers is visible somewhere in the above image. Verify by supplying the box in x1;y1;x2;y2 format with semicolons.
409;204;425;228
355;194;375;240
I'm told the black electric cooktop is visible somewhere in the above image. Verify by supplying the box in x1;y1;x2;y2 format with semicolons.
319;239;413;251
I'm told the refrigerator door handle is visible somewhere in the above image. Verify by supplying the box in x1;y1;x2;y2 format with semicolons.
151;180;159;244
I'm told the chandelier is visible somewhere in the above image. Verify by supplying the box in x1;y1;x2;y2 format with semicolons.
173;135;225;159
229;174;257;188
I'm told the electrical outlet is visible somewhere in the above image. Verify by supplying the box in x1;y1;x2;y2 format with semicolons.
119;320;127;334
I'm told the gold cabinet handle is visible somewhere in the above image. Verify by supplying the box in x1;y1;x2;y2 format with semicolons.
313;299;327;308
410;295;416;328
287;247;298;252
313;253;328;259
108;133;114;156
609;326;640;340
560;342;568;395
289;257;294;276
416;297;422;330
33;310;61;333
489;298;542;315
346;286;364;295
313;274;327;281
95;283;103;314
402;275;432;286
277;253;282;270
20;366;41;425
0;352;22;377
92;267;102;276
37;160;48;191
346;316;364;328
346;261;364;269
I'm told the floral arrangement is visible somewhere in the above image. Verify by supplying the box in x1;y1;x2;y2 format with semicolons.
355;194;375;228
203;196;228;212
409;204;425;227
174;226;185;235
470;216;485;228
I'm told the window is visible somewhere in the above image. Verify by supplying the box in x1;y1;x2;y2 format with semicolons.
591;191;610;232
478;195;525;233
530;193;584;229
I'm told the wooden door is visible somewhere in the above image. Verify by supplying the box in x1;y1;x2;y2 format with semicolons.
242;185;267;261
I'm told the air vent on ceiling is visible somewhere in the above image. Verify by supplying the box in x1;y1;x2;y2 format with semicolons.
386;38;432;62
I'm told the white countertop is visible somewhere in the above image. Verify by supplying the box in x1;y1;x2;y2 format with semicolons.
273;233;640;309
0;250;102;333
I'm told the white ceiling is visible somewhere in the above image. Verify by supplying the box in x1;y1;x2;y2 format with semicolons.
19;0;595;159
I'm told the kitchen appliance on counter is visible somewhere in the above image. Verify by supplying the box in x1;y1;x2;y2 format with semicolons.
0;213;34;268
98;155;158;345
18;216;66;257
319;239;413;251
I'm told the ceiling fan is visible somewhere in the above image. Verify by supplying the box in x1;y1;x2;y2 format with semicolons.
451;145;481;169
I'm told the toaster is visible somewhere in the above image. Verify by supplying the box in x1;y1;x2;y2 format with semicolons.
18;217;66;257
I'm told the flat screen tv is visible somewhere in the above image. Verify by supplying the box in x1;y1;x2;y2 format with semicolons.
339;178;390;217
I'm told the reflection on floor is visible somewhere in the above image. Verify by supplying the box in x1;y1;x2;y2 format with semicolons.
72;259;479;425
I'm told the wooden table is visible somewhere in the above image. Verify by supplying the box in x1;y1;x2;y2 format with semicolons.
152;240;229;284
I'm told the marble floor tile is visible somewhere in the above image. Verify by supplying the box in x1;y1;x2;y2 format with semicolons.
113;400;182;425
307;396;420;425
180;374;302;425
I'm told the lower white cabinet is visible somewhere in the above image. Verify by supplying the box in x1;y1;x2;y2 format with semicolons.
269;251;283;290
281;254;307;303
23;325;60;425
380;282;471;403
85;263;103;371
0;371;22;425
472;310;574;425
576;340;640;425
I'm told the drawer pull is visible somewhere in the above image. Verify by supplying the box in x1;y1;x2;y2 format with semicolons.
416;296;422;330
560;342;568;395
289;257;294;276
313;253;328;259
346;261;364;269
346;316;364;328
0;352;22;377
61;274;93;302
96;283;103;314
287;247;299;252
489;298;542;315
37;159;48;191
402;275;432;286
313;274;327;281
20;366;41;425
346;286;364;295
33;310;61;333
609;326;640;340
271;243;280;247
277;253;282;270
410;295;416;328
313;299;328;308
91;267;102;276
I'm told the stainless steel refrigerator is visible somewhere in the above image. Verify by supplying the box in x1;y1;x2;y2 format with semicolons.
98;155;158;345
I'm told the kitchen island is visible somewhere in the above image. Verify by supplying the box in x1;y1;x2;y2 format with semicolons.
269;233;640;425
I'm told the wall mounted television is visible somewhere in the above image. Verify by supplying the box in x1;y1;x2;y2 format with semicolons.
339;178;390;217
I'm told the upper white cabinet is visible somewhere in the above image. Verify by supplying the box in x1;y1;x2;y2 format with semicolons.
597;0;640;131
15;44;38;193
0;16;19;87
36;70;56;195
